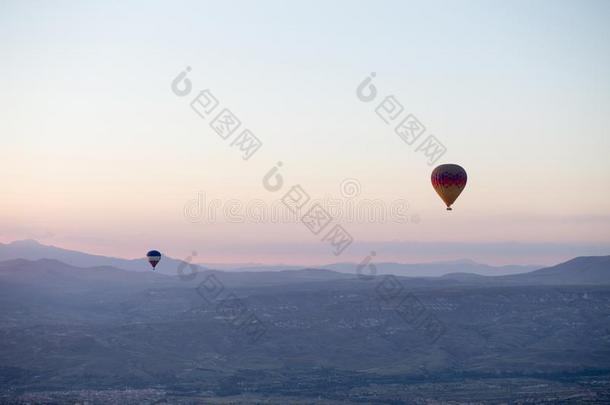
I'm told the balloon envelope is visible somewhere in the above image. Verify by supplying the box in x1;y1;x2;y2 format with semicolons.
431;164;467;210
146;250;162;270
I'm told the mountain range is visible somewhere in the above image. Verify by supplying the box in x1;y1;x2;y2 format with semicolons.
0;239;540;277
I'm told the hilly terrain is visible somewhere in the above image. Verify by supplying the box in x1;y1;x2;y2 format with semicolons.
0;240;539;277
1;255;610;403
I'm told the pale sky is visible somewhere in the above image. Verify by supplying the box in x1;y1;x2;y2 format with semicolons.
1;0;609;265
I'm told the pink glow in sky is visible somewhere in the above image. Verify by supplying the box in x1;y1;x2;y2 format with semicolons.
1;1;609;265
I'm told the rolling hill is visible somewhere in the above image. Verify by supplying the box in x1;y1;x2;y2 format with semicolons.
0;240;539;278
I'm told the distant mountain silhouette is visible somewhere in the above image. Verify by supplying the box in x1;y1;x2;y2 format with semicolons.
1;253;609;289
0;258;355;291
322;260;539;277
0;258;179;292
437;255;610;286
501;255;610;285
3;240;609;284
0;240;200;275
211;261;539;277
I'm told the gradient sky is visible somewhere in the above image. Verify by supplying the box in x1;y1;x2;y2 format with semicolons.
1;0;609;265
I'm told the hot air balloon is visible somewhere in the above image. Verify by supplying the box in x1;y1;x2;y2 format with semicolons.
431;164;467;211
146;250;162;271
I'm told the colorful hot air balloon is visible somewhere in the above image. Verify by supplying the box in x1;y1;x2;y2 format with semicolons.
146;250;162;270
431;164;467;211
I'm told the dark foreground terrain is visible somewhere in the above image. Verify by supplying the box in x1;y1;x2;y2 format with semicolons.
1;256;610;403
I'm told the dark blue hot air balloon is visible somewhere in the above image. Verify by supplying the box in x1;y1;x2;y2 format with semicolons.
146;250;162;271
